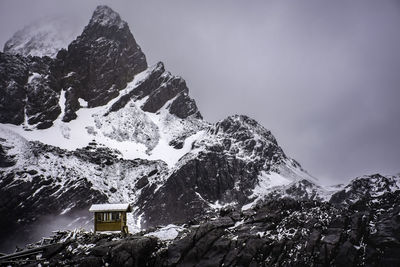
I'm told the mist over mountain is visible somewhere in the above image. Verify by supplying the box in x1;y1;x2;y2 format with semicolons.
0;4;399;266
3;16;83;58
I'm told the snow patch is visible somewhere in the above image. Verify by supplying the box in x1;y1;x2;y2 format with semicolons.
145;224;183;241
209;200;237;210
242;172;292;211
89;203;131;212
254;171;292;192
78;98;88;108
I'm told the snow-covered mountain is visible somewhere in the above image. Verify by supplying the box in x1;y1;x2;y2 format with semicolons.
1;5;399;258
0;5;321;246
330;173;400;205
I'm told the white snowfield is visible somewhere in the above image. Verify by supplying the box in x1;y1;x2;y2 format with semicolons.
1;64;207;169
144;224;184;241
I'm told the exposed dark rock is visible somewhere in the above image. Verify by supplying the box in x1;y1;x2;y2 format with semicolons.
108;236;159;266
169;92;202;119
135;176;149;189
25;56;61;126
140;151;258;227
107;61;202;119
0;53;61;128
140;74;187;113
148;169;158;177
60;5;147;121
169;139;184;149
0;144;16;167
0;53;29;124
108;62;165;113
62;85;80;122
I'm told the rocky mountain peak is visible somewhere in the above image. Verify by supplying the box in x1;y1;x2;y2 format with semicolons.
330;173;400;206
59;5;147;120
81;5;128;40
0;5;149;127
108;60;202;120
90;5;126;29
213;115;278;145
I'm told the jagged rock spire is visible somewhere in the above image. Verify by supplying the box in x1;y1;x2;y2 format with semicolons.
60;5;147;121
90;5;126;29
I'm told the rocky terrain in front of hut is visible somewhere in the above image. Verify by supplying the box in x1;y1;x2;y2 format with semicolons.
5;182;400;266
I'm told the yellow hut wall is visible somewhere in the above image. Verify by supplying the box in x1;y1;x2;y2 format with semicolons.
94;211;127;232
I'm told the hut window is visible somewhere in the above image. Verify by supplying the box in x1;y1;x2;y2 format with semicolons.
95;212;123;222
109;212;121;221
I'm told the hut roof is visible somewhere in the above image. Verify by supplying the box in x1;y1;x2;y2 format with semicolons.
89;203;132;212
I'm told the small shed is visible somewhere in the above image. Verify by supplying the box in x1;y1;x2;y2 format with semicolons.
89;203;132;233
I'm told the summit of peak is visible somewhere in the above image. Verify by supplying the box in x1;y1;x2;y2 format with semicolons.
89;5;126;29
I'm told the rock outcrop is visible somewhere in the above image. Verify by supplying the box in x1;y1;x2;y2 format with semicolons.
0;53;29;125
138;115;314;228
108;61;202;119
0;53;61;128
59;5;147;121
9;187;400;266
330;173;400;206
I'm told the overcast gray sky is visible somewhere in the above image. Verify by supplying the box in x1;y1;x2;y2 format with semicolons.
1;0;399;184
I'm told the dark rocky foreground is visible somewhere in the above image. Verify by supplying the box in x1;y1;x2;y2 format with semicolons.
3;190;399;267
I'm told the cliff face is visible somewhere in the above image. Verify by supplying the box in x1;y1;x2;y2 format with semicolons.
59;5;148;121
0;53;61;128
